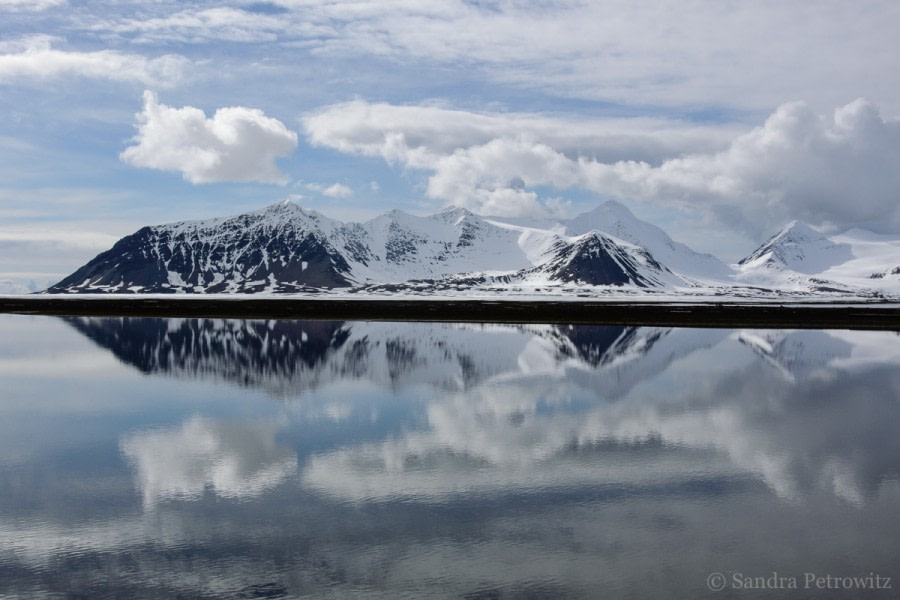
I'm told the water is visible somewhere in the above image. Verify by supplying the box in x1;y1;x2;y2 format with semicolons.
1;315;899;599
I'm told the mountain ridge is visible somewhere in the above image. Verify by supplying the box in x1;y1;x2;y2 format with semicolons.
738;220;853;274
45;200;692;294
41;200;900;297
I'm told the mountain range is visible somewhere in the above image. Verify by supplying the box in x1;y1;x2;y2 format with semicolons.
43;199;900;297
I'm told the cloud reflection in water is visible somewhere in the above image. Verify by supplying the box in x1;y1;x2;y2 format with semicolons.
65;317;900;507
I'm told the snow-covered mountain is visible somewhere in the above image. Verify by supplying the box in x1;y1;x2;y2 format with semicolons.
523;231;682;287
735;221;900;295
45;200;696;294
41;199;900;297
563;201;732;280
48;202;362;293
738;221;853;274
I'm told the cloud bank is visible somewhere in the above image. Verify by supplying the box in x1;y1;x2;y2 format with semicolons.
304;99;900;235
92;7;292;44
0;0;65;11
121;91;298;184
0;36;187;86
606;99;900;235
82;1;900;112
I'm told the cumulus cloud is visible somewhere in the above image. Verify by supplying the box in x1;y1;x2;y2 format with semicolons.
121;91;298;184
0;36;188;86
304;98;900;234
577;99;900;235
302;99;736;218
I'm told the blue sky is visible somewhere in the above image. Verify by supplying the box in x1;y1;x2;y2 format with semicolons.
2;0;900;287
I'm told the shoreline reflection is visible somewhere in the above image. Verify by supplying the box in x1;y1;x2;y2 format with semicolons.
67;317;900;505
0;316;897;598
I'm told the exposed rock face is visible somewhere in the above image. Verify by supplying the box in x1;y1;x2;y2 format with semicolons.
45;200;695;294
46;203;359;293
538;233;677;287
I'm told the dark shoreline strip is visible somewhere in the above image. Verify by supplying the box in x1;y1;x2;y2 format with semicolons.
2;297;900;330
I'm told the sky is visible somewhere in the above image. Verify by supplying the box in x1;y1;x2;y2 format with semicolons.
2;0;900;289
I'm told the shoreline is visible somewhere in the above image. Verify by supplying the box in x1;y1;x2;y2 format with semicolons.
2;295;900;330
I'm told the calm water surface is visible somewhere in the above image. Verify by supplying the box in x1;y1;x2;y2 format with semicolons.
1;315;899;598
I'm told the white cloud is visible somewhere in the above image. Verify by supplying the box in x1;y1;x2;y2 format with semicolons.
264;1;900;112
68;2;900;111
0;0;65;11
576;99;900;236
302;99;736;217
93;7;290;44
11;2;899;113
303;181;353;198
0;36;188;87
304;98;900;234
303;99;733;164
322;182;352;198
121;91;298;184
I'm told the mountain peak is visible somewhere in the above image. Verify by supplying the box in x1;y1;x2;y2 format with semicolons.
259;199;324;221
437;205;476;218
572;200;639;224
595;199;635;215
742;221;826;263
434;206;482;230
384;208;414;219
739;221;852;274
565;201;732;279
266;198;300;209
776;220;821;240
536;229;680;287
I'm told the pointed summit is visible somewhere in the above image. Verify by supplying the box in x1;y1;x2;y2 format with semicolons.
773;220;820;242
739;221;853;274
565;201;732;279
260;198;322;220
567;200;639;235
590;199;633;216
536;231;680;287
436;205;478;223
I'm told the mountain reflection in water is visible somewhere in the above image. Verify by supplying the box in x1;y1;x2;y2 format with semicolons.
69;317;900;504
0;316;898;599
